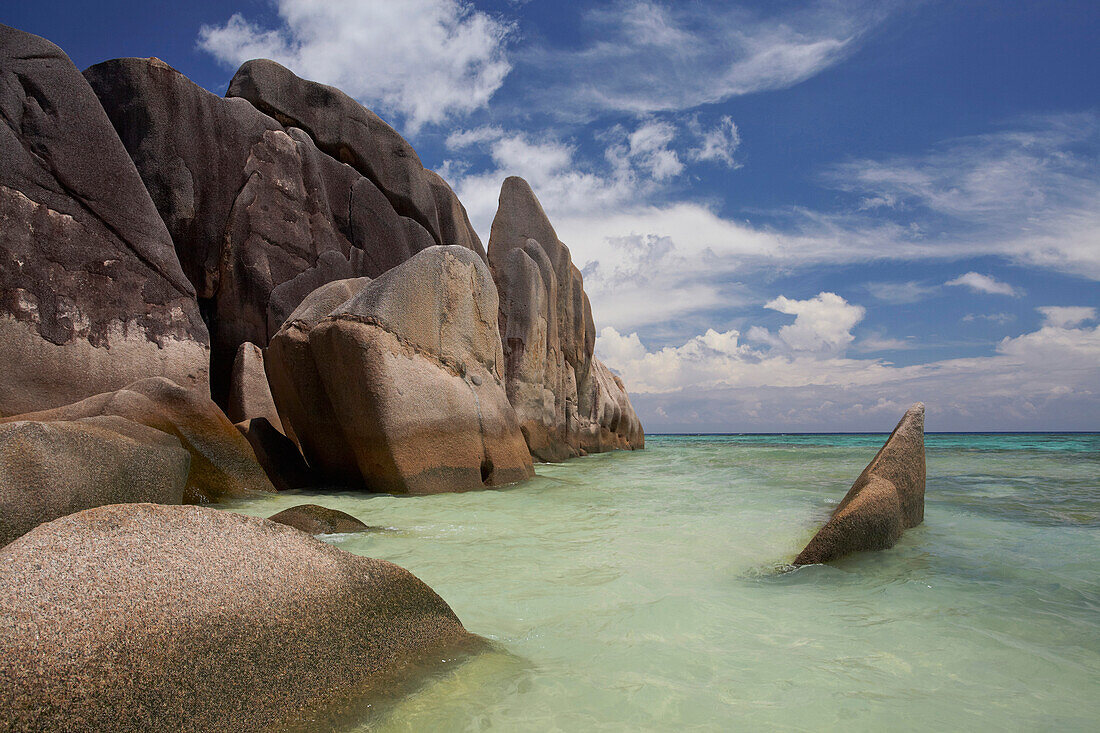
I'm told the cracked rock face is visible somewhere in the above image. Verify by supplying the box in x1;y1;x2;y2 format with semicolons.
0;503;478;732
488;176;644;460
794;403;926;565
84;56;439;406
0;26;209;416
267;246;534;493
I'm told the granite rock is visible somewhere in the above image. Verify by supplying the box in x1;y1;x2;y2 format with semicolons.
268;503;373;535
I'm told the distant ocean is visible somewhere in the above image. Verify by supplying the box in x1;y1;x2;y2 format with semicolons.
222;433;1100;731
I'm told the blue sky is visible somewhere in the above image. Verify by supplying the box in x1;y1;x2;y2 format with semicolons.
7;0;1099;431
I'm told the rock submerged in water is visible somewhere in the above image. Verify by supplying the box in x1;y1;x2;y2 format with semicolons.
0;377;275;503
793;403;926;565
0;503;478;732
0;26;209;417
488;176;644;460
0;416;190;546
268;246;535;493
268;503;373;535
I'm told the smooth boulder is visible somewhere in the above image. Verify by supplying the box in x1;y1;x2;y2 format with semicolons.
268;504;372;535
227;341;283;431
235;417;313;491
1;377;275;502
794;403;926;565
268;246;534;493
0;26;209;416
0;503;478;732
0;416;189;546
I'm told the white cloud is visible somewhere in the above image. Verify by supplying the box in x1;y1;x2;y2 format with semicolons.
945;272;1023;297
598;318;1100;431
864;280;939;304
755;293;866;353
1037;305;1097;328
962;312;1016;325
524;0;881;118
198;0;513;132
689;116;742;168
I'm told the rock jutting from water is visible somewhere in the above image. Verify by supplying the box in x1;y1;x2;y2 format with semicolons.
268;503;374;535
793;403;926;565
0;26;210;417
488;176;644;460
0;503;479;732
267;246;535;493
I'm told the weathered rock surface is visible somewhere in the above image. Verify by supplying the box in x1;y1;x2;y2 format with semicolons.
488;177;643;460
227;59;484;257
0;26;209;417
0;503;477;732
268;503;373;535
0;377;274;503
84;57;438;405
227;341;282;430
0;416;189;546
268;246;534;493
235;417;313;491
794;403;926;565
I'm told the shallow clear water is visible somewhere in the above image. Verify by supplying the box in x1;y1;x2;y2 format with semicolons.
221;434;1100;731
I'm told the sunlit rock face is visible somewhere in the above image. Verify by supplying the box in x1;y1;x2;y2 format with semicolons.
488;176;644;461
0;504;478;732
794;403;926;565
0;416;190;546
1;377;276;503
0;26;209;417
227;59;484;257
267;246;534;493
85;56;450;406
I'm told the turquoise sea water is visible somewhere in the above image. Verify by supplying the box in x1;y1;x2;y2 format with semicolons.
221;433;1100;731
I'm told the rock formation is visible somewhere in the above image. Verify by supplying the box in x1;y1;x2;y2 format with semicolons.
268;246;535;493
794;403;926;565
84;57;448;405
0;417;189;546
1;377;275;502
0;503;478;731
0;26;209;416
235;417;313;491
268;504;373;535
488;177;644;460
227;341;283;430
227;59;484;256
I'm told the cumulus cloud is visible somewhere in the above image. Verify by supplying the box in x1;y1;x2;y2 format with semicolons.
598;317;1100;431
198;0;513;132
945;272;1023;297
604;119;684;181
1038;305;1097;328
751;293;866;353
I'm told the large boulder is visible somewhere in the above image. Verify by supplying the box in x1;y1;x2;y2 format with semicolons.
487;177;643;460
268;246;534;493
0;377;275;502
84;57;437;405
235;417;313;492
0;503;478;732
0;416;189;546
227;59;484;256
794;403;926;565
268;504;373;535
0;26;208;417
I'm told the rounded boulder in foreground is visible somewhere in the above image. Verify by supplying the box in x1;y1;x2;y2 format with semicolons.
0;503;478;732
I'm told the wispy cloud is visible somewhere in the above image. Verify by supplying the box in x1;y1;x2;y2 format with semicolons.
864;280;939;304
198;0;513;132
522;0;885;118
944;272;1023;297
